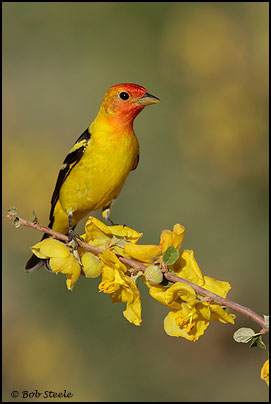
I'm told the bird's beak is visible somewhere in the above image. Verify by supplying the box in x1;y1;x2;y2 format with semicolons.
137;92;160;106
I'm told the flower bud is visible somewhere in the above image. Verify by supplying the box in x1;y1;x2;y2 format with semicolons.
81;252;102;278
144;265;163;285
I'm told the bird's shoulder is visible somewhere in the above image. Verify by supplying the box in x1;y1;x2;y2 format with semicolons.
49;128;91;221
64;128;91;162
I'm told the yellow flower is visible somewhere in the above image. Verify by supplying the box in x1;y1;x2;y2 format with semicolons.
162;281;234;341
123;223;185;264
81;216;142;255
261;359;269;387
31;238;81;290
164;303;210;341
98;250;142;326
144;249;235;341
162;282;211;341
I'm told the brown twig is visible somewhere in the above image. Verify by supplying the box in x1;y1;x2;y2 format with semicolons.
164;272;268;331
7;214;269;333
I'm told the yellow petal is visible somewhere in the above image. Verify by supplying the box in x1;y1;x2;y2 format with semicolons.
49;257;68;273
49;253;81;291
100;264;115;283
160;224;185;253
83;216;143;247
203;275;232;298
172;224;185;249
119;275;142;326
107;225;143;244
173;250;205;286
111;273;142;326
164;307;209;341
160;230;173;253
66;273;79;291
164;310;191;338
196;302;211;321
64;257;81;291
148;284;181;309
261;359;269;387
123;297;142;326
81;252;102;278
50;253;81;291
100;249;127;273
99;249;142;326
31;238;70;259
58;254;76;275
83;216;112;244
164;282;196;306
210;304;235;324
124;243;161;264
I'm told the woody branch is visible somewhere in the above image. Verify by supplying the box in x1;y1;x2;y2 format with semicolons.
7;214;269;333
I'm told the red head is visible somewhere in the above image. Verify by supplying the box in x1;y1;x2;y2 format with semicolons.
97;83;160;128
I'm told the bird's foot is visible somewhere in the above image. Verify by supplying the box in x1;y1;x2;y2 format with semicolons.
107;217;116;226
106;217;126;227
67;229;83;249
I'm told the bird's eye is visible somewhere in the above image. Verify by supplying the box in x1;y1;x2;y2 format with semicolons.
119;91;130;100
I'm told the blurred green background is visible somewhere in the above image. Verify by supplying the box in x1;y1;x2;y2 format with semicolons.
3;2;269;402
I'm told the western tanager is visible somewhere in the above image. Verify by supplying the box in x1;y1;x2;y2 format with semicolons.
25;83;160;271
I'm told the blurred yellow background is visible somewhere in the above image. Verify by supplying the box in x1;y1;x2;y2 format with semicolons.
3;2;269;402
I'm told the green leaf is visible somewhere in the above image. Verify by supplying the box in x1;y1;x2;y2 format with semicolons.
250;335;266;349
13;217;21;228
233;327;257;343
8;206;17;216
163;246;179;265
256;336;266;350
31;210;38;223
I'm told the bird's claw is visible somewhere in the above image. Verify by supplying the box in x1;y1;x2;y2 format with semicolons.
107;217;116;226
107;218;126;227
67;230;83;249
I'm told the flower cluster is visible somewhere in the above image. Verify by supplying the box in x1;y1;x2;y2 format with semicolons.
31;216;235;341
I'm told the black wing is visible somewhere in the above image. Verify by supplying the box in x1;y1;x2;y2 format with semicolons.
49;128;91;224
131;154;139;171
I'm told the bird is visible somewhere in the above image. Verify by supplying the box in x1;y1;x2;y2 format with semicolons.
25;83;160;272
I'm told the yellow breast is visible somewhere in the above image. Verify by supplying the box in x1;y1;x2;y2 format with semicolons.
58;129;139;221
